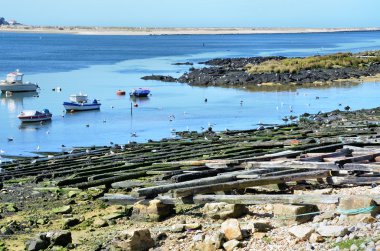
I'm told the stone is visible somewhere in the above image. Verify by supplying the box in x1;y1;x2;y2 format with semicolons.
309;233;325;243
338;196;379;221
52;205;72;214
25;235;49;251
313;211;336;222
361;215;376;224
0;226;13;235
288;225;315;240
93;218;108;228
250;221;273;233
6;203;18;212
62;218;80;229
46;231;72;247
184;223;202;230
223;239;240;251
67;191;78;198
316;226;349;237
273;204;318;225
112;229;154;251
350;244;359;251
170;224;185;233
201;203;247;220
191;232;224;251
102;213;124;221
131;199;174;222
221;219;243;241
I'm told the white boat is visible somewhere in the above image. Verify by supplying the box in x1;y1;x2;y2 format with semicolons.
63;99;101;111
18;109;52;122
69;92;88;103
0;70;39;93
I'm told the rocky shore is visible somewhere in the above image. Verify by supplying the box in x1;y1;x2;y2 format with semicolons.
142;54;380;87
3;107;380;250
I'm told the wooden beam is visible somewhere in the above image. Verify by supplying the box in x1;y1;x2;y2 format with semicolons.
300;148;351;162
173;170;331;198
245;161;338;170
192;194;340;205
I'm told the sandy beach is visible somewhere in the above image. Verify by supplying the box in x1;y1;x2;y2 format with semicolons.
1;25;380;35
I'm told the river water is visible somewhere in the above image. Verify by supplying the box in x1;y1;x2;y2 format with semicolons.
1;31;380;156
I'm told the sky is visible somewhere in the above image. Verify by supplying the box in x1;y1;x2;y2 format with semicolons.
1;0;380;28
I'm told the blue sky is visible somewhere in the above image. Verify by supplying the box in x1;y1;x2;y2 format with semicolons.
1;0;379;27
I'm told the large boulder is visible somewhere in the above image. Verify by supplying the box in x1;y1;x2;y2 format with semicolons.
131;199;174;222
338;196;379;223
201;202;247;220
46;230;72;247
221;218;243;241
25;234;49;251
273;204;318;225
112;229;154;251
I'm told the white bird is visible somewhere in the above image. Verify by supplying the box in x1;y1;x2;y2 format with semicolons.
7;137;13;142
36;145;40;151
103;119;107;123
131;132;137;137
86;149;90;154
170;128;176;132
46;131;50;134
276;106;279;111
31;159;37;164
0;149;5;154
204;136;209;141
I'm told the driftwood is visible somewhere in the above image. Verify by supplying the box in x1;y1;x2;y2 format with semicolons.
172;170;331;198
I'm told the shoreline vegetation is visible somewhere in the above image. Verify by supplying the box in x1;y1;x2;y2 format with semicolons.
0;25;380;35
142;51;380;87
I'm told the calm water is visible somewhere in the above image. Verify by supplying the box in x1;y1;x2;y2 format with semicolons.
1;31;380;156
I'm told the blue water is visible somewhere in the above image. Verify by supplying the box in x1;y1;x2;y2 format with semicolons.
1;31;380;156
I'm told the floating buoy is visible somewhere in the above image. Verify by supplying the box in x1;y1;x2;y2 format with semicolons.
116;90;126;95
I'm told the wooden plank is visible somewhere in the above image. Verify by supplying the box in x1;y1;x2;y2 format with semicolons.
136;169;269;198
245;161;338;170
239;150;302;162
335;152;380;166
341;163;380;172
303;143;344;153
192;194;340;205
173;170;331;198
300;148;351;162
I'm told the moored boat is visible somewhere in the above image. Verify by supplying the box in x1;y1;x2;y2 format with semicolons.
130;88;150;97
0;70;39;93
63;99;101;111
18;109;52;122
69;92;88;103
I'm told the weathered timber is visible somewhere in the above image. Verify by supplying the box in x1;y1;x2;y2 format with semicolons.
335;152;380;166
173;170;331;198
192;194;340;205
303;143;344;153
137;173;243;198
300;148;352;162
239;150;302;161
171;167;241;182
245;161;338;170
75;171;149;189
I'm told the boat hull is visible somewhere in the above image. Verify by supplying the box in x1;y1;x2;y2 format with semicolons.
63;102;101;111
0;83;38;93
18;114;52;123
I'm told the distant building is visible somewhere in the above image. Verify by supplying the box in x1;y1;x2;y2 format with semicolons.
7;19;20;25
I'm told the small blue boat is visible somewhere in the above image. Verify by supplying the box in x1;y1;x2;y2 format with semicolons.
130;88;150;97
63;99;101;111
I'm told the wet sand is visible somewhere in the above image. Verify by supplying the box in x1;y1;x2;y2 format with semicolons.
1;26;380;35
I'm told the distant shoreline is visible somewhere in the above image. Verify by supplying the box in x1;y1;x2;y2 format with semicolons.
1;26;380;35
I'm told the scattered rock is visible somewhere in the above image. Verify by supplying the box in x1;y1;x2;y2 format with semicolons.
190;232;224;251
250;221;273;233
25;234;49;251
52;205;72;214
46;230;72;247
131;199;174;222
93;218;108;228
223;239;241;251
221;218;243;240
112;229;155;251
316;226;349;237
309;233;325;243
288;225;315;240
273;204;318;225
67;191;78;198
6;203;18;212
202;202;247;220
62;217;80;229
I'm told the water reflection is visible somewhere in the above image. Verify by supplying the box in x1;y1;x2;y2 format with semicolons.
18;120;52;131
0;92;39;113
